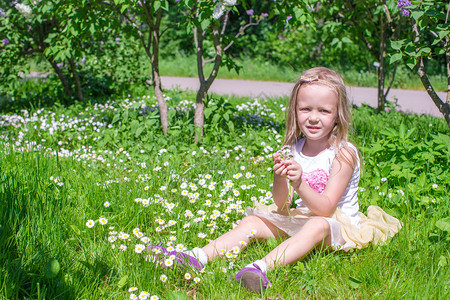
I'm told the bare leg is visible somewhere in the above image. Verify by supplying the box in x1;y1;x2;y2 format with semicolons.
202;215;288;261
262;217;332;269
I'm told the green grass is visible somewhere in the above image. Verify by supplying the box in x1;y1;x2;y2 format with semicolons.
0;91;449;299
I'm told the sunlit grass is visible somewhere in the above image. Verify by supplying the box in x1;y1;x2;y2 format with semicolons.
0;92;448;299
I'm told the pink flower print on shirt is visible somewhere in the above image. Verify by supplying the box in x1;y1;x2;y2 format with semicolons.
301;169;329;194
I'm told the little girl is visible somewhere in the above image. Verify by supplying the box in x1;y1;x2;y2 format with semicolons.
148;67;402;293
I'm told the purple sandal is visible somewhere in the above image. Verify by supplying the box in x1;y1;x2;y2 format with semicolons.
147;243;204;270
174;252;204;270
235;264;271;293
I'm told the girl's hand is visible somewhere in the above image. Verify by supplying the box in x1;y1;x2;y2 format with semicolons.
283;159;303;186
273;152;288;176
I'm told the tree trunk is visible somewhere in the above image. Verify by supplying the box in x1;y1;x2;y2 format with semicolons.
377;10;386;113
150;9;168;134
194;87;207;142
412;18;450;127
446;36;450;127
47;57;73;104
194;21;223;142
418;57;450;127
68;57;84;102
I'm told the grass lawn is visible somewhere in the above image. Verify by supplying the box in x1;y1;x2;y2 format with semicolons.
0;91;449;299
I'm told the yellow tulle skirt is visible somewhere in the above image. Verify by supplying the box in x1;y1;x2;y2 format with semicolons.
245;203;402;251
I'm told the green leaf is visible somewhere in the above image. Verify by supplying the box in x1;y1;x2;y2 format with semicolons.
70;225;81;236
411;11;424;22
135;126;144;137
406;57;417;70
438;256;448;267
154;1;161;12
201;19;210;31
123;109;129;123
349;276;362;289
227;120;234;133
223;112;229;122
399;123;405;140
419;47;431;55
117;275;128;290
130;120;139;134
112;113;120;124
438;30;449;41
415;171;426;187
390;40;404;50
390;53;403;64
436;217;450;232
45;259;61;279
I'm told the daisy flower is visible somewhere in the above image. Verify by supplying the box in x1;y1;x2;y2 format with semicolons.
164;258;174;268
86;219;95;228
184;273;192;280
194;277;201;283
160;274;168;282
134;244;146;253
138;291;149;300
99;217;108;225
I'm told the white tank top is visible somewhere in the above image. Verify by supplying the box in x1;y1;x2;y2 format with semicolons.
292;138;361;226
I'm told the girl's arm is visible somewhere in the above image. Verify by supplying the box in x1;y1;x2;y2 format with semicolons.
286;147;356;217
272;152;294;213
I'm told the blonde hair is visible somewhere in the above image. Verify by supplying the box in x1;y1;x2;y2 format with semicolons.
283;67;359;168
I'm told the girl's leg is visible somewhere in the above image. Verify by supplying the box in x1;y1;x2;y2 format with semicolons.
261;217;332;269
202;215;288;261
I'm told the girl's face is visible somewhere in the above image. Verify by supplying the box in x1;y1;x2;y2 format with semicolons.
296;84;338;143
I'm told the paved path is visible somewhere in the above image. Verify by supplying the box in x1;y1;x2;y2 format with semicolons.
161;76;446;118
